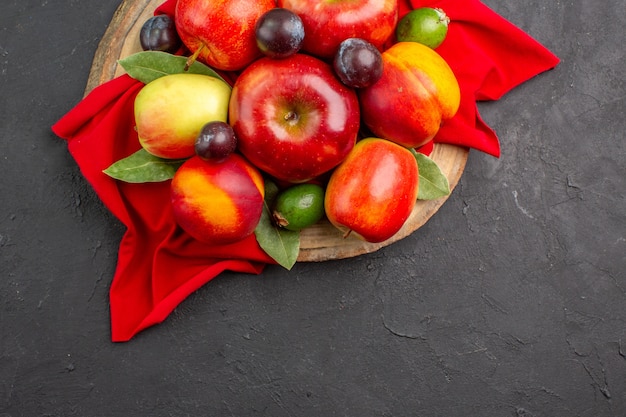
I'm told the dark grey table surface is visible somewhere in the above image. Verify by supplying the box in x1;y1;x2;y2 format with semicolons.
2;1;625;416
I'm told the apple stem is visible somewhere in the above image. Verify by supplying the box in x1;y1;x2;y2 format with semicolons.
184;43;206;71
343;229;352;239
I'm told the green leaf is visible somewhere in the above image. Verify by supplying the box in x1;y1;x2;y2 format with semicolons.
118;51;227;84
103;149;185;183
254;179;300;270
411;150;451;200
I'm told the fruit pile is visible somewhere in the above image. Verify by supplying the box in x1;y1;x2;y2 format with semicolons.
105;0;461;269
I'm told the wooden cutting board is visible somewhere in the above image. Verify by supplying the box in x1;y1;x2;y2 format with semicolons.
87;0;469;262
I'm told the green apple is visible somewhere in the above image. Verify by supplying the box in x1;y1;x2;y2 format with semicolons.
134;73;231;159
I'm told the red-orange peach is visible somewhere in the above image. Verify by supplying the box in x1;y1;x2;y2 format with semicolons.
359;41;460;149
324;138;419;243
171;155;264;245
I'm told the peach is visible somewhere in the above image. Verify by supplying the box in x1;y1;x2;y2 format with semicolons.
324;138;419;243
171;154;264;245
359;41;460;149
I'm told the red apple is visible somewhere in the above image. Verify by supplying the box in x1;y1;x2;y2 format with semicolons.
228;53;360;183
324;138;419;243
175;0;275;71
171;154;265;245
277;0;398;59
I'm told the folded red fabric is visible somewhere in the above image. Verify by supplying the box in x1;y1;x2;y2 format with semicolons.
52;0;558;341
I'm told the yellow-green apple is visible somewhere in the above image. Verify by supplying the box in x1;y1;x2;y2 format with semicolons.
228;53;360;183
277;0;398;59
175;0;275;71
359;41;460;149
324;138;419;243
170;154;265;245
134;73;231;159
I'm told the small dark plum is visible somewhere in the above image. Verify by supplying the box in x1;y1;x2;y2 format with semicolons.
333;38;383;88
139;15;182;53
194;121;238;162
255;8;305;59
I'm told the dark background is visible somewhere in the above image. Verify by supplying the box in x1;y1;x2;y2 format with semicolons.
2;1;625;416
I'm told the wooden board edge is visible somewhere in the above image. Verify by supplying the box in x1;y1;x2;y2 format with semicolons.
85;0;154;96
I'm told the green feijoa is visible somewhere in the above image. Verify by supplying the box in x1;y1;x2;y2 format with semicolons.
396;7;450;49
272;183;325;231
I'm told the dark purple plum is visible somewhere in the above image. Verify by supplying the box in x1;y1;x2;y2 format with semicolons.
139;15;182;54
255;8;305;59
194;121;237;162
333;38;383;88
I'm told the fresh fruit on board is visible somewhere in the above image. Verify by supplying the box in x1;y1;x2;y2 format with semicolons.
134;73;231;159
175;0;275;71
325;138;420;243
359;41;461;149
228;53;360;184
277;0;398;59
105;0;460;266
255;8;305;59
139;14;182;54
272;183;326;231
396;7;450;49
171;154;265;245
333;38;384;89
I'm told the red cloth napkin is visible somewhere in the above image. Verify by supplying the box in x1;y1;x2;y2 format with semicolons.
52;0;559;342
